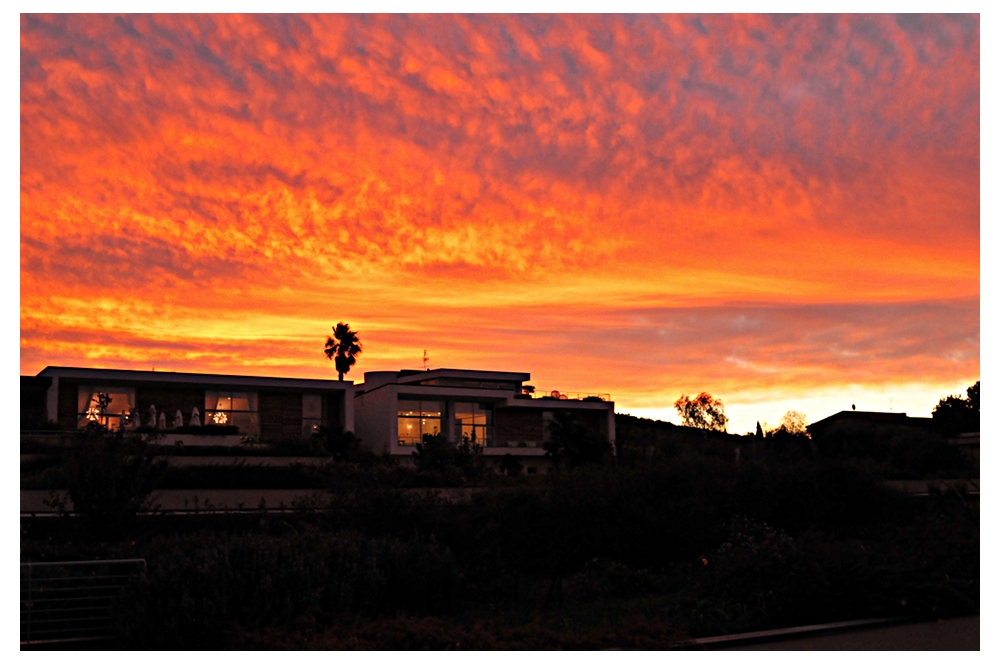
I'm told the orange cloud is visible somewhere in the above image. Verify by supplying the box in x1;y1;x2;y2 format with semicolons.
20;15;979;431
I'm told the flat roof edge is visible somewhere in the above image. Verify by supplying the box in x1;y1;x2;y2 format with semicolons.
38;366;353;389
395;368;531;382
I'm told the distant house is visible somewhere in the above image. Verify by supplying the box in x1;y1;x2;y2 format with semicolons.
807;410;933;440
21;366;354;441
353;368;615;470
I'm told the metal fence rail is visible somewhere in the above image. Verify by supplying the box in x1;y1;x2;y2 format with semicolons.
21;559;146;646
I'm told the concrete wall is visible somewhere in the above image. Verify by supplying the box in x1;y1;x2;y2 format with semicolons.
354;386;396;455
57;381;79;430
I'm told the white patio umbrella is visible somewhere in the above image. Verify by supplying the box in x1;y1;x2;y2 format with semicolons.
158;412;167;429
174;409;184;429
148;405;158;428
190;407;201;427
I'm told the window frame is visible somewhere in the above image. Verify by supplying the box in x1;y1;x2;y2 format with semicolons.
302;394;324;438
76;385;136;431
397;399;444;446
455;401;493;447
204;389;260;436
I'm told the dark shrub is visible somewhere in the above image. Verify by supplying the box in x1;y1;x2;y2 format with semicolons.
733;461;913;532
49;426;167;539
412;433;486;484
115;529;458;649
312;425;372;461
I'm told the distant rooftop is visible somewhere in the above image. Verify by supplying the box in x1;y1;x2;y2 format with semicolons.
808;410;932;431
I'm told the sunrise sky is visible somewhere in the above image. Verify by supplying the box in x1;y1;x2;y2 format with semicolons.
19;13;979;433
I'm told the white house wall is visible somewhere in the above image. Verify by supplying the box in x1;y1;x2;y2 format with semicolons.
354;378;615;457
354;384;396;455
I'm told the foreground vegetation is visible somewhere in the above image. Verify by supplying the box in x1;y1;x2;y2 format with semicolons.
21;441;979;648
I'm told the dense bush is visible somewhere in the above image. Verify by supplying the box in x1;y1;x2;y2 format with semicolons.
731;460;915;532
157;462;329;489
320;459;924;578
47;426;168;539
19;442;979;647
412;433;487;482
115;529;458;649
672;495;979;636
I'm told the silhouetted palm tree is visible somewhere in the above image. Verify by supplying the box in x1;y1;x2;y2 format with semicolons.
324;322;363;381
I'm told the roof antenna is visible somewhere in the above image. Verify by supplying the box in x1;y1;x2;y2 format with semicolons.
423;350;429;371
852;404;856;410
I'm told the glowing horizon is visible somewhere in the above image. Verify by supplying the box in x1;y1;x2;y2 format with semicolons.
20;14;979;433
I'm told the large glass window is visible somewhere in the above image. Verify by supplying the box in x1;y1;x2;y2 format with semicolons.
398;399;443;446
303;394;323;437
205;390;259;436
455;402;492;446
77;386;136;430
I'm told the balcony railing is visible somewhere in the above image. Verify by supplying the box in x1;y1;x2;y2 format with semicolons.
520;390;611;402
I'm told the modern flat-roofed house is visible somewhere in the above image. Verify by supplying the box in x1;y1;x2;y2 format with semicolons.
353;368;615;466
23;366;354;440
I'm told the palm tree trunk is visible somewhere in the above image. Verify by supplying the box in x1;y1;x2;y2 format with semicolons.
338;371;344;381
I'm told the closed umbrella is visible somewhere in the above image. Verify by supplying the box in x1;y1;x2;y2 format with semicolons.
191;407;201;427
158;412;167;429
174;409;184;429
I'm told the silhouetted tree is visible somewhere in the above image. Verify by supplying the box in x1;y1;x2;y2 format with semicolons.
765;416;814;461
324;322;363;381
932;381;979;436
778;410;808;435
674;393;729;432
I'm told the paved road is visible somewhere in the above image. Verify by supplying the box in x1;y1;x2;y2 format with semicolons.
725;616;979;650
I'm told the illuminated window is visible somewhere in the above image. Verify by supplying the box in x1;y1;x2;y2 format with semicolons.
303;394;323;437
455;402;492;446
77;386;136;430
398;399;443;446
205;391;259;437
